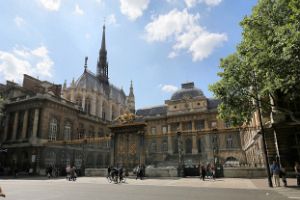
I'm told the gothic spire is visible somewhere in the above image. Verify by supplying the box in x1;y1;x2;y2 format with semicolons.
129;80;134;97
101;25;106;52
97;24;109;85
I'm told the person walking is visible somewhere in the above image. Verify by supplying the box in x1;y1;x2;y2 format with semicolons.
270;160;281;187
201;165;206;181
0;186;5;198
295;162;300;186
280;165;287;187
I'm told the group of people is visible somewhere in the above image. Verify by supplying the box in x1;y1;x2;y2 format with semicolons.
65;165;77;181
107;166;125;183
270;160;300;187
200;163;216;181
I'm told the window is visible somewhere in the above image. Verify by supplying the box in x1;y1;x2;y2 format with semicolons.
63;121;71;140
171;123;179;132
182;121;192;131
197;139;202;153
78;123;84;139
49;118;58;141
149;141;157;153
211;121;217;129
76;97;82;109
195;120;205;130
85;97;91;114
162;126;167;134
185;138;192;154
162;141;168;152
151;127;156;135
88;126;95;138
226;135;233;148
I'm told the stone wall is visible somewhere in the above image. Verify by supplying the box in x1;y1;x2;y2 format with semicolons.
223;167;267;178
85;168;107;176
145;167;178;177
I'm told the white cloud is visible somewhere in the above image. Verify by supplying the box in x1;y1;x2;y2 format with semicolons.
74;4;84;15
120;0;150;21
145;9;199;42
0;45;54;83
38;0;61;11
14;16;26;27
185;0;197;8
201;0;222;6
106;14;117;25
144;9;227;61
160;84;178;93
185;0;222;8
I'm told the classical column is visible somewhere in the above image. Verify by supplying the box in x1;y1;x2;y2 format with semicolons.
12;112;19;141
32;109;40;138
3;113;10;142
167;124;173;154
21;110;29;139
192;121;198;154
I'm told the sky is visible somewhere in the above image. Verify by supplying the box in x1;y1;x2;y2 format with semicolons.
0;0;258;109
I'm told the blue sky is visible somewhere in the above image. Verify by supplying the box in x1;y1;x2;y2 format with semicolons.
0;0;257;109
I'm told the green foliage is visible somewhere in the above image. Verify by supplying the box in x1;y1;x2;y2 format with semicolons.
210;0;300;125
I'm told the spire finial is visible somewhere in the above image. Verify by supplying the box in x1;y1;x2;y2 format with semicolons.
84;56;88;72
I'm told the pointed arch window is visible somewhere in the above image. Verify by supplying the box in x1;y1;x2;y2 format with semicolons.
85;97;91;114
49;118;58;141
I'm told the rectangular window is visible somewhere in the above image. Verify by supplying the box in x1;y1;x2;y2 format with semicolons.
162;126;167;134
151;127;156;135
170;123;179;132
195;120;205;130
211;121;217;129
182;121;192;131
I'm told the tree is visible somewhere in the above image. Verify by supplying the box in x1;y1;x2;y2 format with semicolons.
210;0;300;125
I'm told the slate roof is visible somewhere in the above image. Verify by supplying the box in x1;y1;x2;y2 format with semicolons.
136;105;167;117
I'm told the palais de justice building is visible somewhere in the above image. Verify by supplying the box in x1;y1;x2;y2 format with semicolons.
0;25;246;176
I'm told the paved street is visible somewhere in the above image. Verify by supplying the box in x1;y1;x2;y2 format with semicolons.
1;177;299;200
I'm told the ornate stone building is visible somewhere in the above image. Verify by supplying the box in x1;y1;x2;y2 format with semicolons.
62;25;135;120
0;25;134;176
109;82;246;176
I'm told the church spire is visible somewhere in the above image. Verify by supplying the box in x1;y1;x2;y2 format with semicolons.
97;24;109;85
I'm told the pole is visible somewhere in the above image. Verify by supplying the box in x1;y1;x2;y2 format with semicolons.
254;72;273;187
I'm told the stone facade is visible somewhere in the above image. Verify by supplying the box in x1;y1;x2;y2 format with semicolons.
109;82;246;176
0;25;134;176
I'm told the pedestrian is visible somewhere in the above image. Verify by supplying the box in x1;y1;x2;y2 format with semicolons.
270;160;281;187
280;165;287;187
136;165;140;180
211;164;216;180
295;162;300;186
0;186;5;198
107;165;111;179
201;165;206;181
